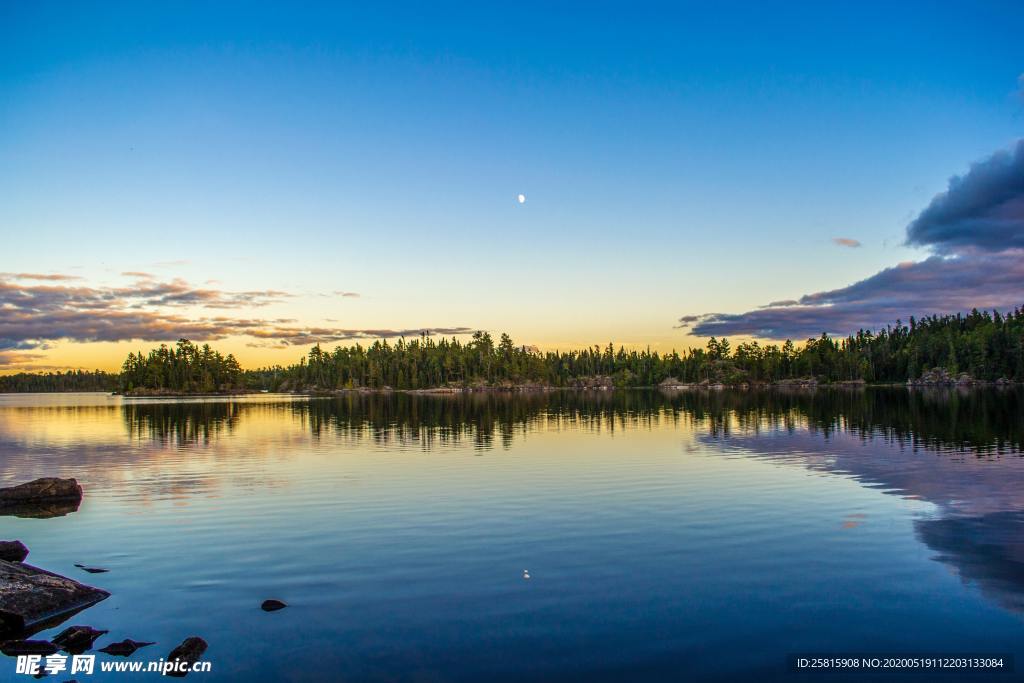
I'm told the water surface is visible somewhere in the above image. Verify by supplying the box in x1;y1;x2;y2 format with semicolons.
2;388;1023;681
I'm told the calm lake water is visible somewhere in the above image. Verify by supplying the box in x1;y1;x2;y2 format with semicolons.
2;388;1024;682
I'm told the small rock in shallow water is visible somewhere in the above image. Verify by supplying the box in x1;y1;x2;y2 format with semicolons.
0;639;58;656
261;599;287;611
98;638;155;657
52;625;108;653
0;478;82;504
73;564;109;574
0;479;83;518
165;636;207;678
0;540;29;562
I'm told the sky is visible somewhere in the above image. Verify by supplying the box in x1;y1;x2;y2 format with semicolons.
1;1;1023;372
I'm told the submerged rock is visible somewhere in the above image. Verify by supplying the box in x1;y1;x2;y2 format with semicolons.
0;639;58;656
165;636;207;678
260;599;287;612
73;564;109;574
0;479;83;519
0;560;109;638
0;541;29;563
98;638;155;657
52;625;108;654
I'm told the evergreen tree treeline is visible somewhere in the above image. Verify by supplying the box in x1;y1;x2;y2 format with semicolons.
2;309;1022;393
252;308;1024;391
121;339;242;393
0;370;117;393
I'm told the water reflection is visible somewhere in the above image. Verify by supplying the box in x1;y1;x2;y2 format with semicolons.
2;387;1024;681
108;387;1023;453
694;387;1024;616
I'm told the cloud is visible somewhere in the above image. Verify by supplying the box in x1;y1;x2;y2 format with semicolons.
333;291;361;298
2;272;82;281
905;139;1024;253
679;139;1024;340
0;350;48;368
683;252;1024;339
832;237;861;248
0;277;291;311
0;275;471;352
121;271;155;279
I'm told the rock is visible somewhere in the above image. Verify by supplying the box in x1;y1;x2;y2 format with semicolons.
165;637;207;678
0;541;29;563
98;638;155;657
0;478;82;504
73;564;109;574
0;479;83;519
908;367;975;386
0;560;109;638
52;625;108;654
260;599;286;612
0;639;58;656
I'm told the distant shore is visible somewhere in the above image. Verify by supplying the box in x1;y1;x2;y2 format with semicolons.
55;371;1024;399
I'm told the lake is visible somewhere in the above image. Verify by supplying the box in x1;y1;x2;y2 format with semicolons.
2;388;1023;681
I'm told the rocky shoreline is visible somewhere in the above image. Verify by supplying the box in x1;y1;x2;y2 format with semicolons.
0;478;219;677
115;371;1022;399
303;373;1019;395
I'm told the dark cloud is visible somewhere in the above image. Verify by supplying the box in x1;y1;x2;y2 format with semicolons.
0;275;472;356
683;253;1024;339
832;237;861;248
679;140;1024;340
905;139;1024;253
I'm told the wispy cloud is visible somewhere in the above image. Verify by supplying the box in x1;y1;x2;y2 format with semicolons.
0;275;471;357
0;350;48;369
333;291;361;298
679;139;1024;340
2;272;83;281
832;237;861;248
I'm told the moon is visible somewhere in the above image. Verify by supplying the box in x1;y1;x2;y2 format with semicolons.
517;193;526;204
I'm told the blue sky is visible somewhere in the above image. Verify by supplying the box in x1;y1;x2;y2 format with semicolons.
1;2;1023;369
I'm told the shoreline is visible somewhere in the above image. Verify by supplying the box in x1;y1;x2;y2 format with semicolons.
34;379;1024;399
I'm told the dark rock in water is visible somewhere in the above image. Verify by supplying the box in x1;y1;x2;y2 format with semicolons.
0;478;82;504
73;564;109;574
0;479;83;519
0;639;59;656
165;637;207;678
98;638;155;657
0;560;109;638
0;541;29;563
52;625;108;654
261;599;287;612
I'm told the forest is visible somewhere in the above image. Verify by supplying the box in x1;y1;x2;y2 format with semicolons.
120;339;243;394
254;308;1024;391
1;308;1022;393
0;369;118;393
